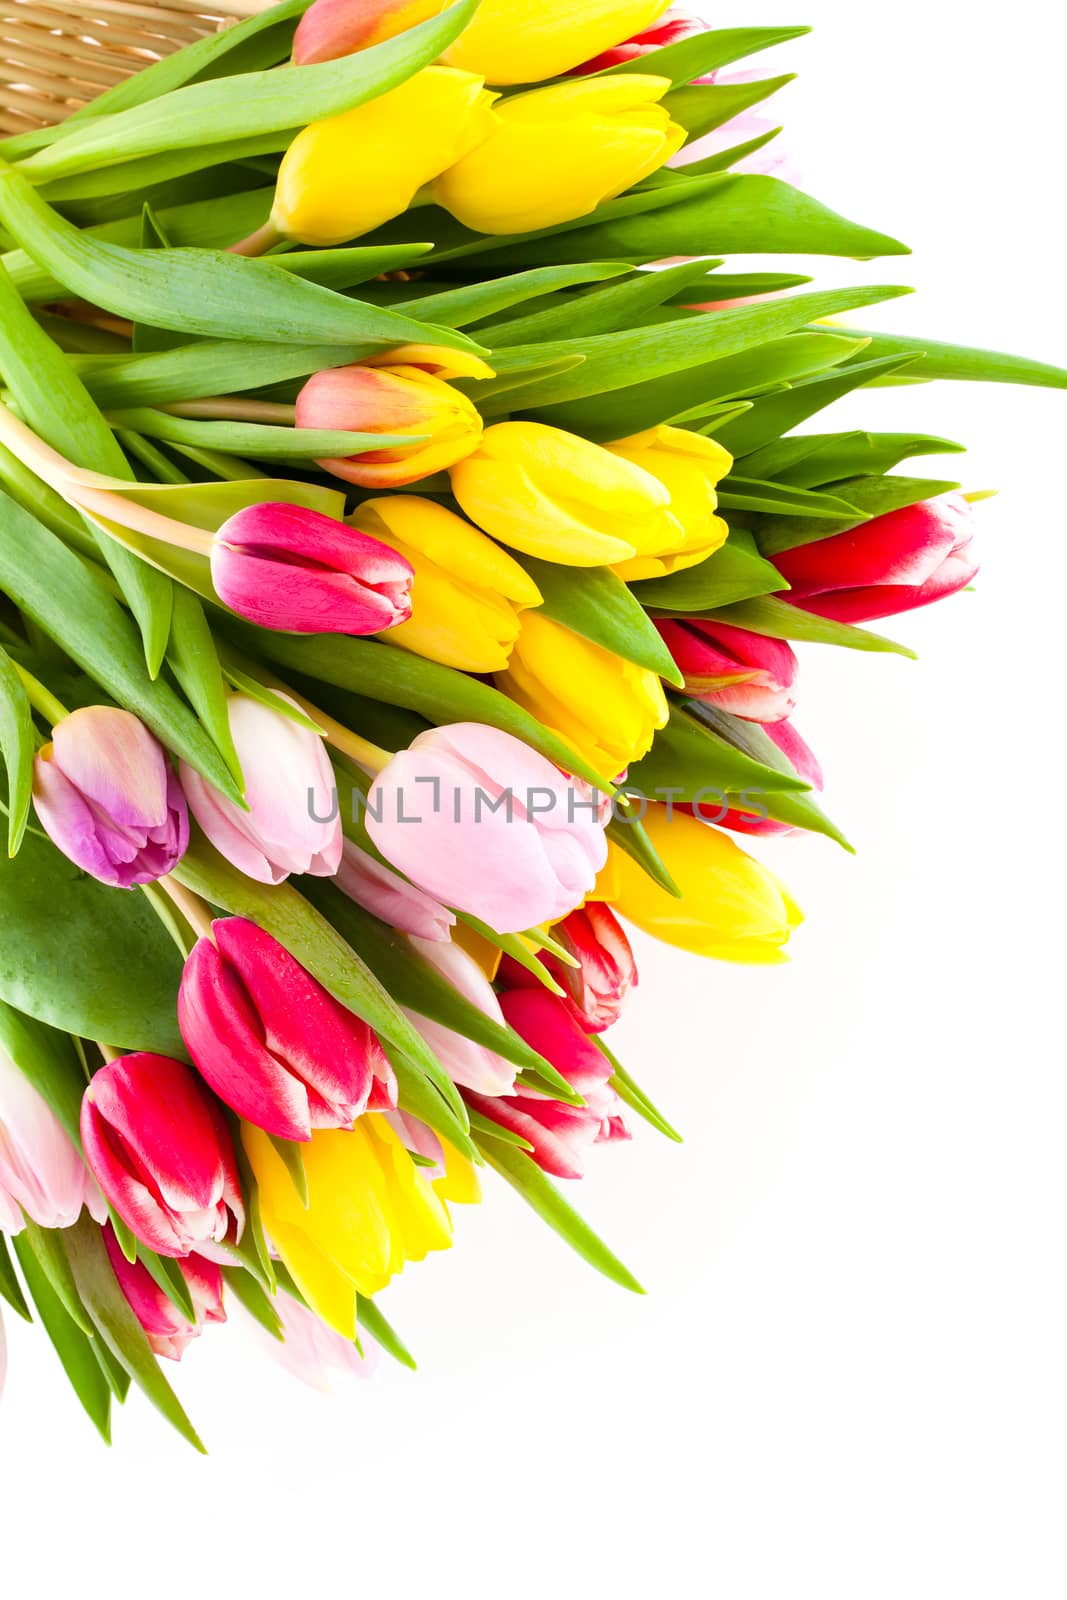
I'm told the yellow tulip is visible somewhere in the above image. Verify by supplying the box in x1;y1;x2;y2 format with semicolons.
431;75;686;235
599;806;802;963
272;66;494;246
356;495;542;671
243;1116;477;1338
605;426;733;582
450;420;681;567
443;0;674;85
497;610;668;776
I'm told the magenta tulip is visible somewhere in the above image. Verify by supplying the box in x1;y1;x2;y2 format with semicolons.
0;1043;106;1231
80;1054;244;1258
365;722;609;935
403;936;517;1096
657;617;798;722
334;838;456;941
32;706;188;888
773;493;979;624
104;1226;225;1361
179;692;341;886
178;917;395;1142
211;501;414;634
467;989;629;1179
498;900;638;1034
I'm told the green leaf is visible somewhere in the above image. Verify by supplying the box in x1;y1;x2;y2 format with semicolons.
267;1134;309;1207
0;491;242;800
399;262;632;329
229;624;617;794
718;353;926;457
138;1249;199;1325
513;556;682;685
18;1216;95;1335
0;1232;31;1320
745;431;966;488
12;1235;113;1443
475;1135;644;1294
755;475;962;556
664;75;795;142
601;24;810;87
0;161;482;352
840;328;1067;390
0;645;35;855
221;1265;284;1341
632;527;785;611
167;589;243;792
605;811;679;897
482;260;721;347
465;1107;535;1152
109;407;423;464
387;1043;478;1163
20;0;480;182
627;703;810;801
261;243;434;291
77;341;394;411
63;1215;206;1452
593;1037;682;1144
357;1295;417;1370
718;476;868;520
707;595;917;658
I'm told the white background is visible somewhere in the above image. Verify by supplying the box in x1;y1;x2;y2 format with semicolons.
2;4;1065;1595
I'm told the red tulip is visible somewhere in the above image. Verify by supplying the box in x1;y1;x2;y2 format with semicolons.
178;917;395;1143
211;501;414;634
571;9;705;72
103;1225;225;1361
657;616;798;722
81;1055;244;1258
466;990;630;1179
692;718;824;837
498;901;638;1033
773;493;979;624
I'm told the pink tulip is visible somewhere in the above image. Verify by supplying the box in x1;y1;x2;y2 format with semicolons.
293;0;443;65
32;706;188;889
657;617;798;722
404;936;517;1096
773;494;979;624
80;1054;244;1258
498;901;638;1034
467;990;630;1179
211;501;414;635
103;1225;225;1361
691;718;824;837
571;10;705;71
0;1044;106;1232
179;692;342;886
384;1109;447;1179
334;838;456;941
671;72;804;184
365;723;609;935
245;1290;378;1391
178;916;395;1142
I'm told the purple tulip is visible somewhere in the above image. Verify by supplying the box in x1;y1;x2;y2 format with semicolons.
32;706;188;888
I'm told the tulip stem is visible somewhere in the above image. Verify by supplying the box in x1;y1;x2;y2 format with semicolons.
158;876;216;943
12;661;68;729
161;399;297;425
228;219;284;257
96;1043;121;1064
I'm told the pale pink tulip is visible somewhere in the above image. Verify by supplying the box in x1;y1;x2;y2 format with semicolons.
365;723;608;935
404;936;517;1097
334;838;456;941
0;1045;106;1232
245;1290;378;1391
180;692;342;885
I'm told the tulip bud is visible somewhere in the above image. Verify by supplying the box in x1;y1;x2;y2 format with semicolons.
295;347;491;489
706;720;824;838
0;1042;106;1232
450;421;681;567
443;0;675;84
245;1288;378;1390
178;917;395;1143
604;426;732;581
497;611;669;777
356;495;542;672
656;618;799;723
103;1226;225;1361
335;838;457;942
365;722;609;935
773;493;979;624
572;9;705;72
211;501;413;635
499;901;637;1033
467;990;630;1179
179;692;342;887
81;1055;245;1258
403;936;517;1096
293;0;447;65
432;75;686;235
272;67;495;246
598;804;802;963
32;706;188;890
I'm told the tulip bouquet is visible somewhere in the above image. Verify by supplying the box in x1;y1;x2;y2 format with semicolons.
0;0;1061;1447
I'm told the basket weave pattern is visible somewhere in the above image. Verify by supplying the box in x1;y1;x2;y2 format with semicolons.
0;0;267;132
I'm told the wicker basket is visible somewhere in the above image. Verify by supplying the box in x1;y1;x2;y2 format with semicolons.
0;0;275;133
